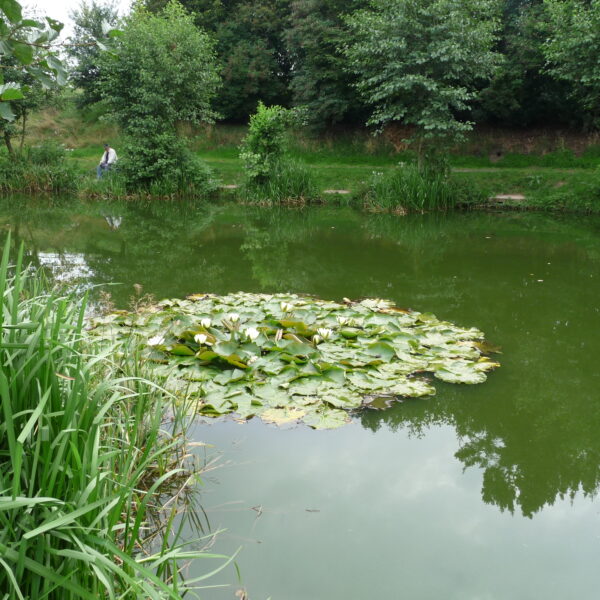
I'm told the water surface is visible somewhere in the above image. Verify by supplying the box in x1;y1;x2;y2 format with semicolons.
3;198;600;599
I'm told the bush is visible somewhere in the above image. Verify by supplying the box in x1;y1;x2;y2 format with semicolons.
355;163;483;213
26;141;67;166
239;103;319;203
0;148;77;194
118;132;219;195
240;102;296;182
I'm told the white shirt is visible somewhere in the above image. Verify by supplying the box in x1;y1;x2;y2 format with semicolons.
99;148;118;165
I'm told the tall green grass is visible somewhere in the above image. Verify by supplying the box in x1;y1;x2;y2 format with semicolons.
0;235;231;599
0;142;79;194
239;160;320;205
354;164;483;213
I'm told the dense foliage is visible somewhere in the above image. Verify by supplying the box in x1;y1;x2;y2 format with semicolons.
0;141;77;192
239;102;319;202
240;102;294;181
137;0;598;132
344;0;500;152
284;0;367;129
99;1;220;190
0;1;67;121
543;0;600;129
5;0;600;135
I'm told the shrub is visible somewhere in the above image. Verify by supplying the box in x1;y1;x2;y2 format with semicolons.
239;102;296;182
239;103;319;203
0;148;77;194
118;132;219;195
26;141;67;166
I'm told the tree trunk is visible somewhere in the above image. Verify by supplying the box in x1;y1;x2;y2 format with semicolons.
4;131;14;155
20;112;27;152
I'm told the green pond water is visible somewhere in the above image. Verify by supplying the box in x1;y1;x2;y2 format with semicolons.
3;198;600;599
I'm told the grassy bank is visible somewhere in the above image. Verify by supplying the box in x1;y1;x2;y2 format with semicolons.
4;109;600;212
0;235;231;599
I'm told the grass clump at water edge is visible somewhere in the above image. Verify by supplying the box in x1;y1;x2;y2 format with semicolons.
239;159;320;205
355;163;484;213
0;235;233;599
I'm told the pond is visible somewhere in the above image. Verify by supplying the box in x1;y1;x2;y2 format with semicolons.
3;198;600;599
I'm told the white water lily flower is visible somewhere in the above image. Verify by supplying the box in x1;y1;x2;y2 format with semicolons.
247;355;259;365
200;318;211;328
228;312;240;323
148;335;165;346
280;301;293;313
194;333;208;345
275;328;283;342
312;334;322;345
317;327;332;340
336;316;349;326
245;327;260;341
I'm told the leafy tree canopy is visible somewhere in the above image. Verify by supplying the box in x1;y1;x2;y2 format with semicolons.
100;1;220;132
343;0;501;149
0;0;67;120
145;0;292;121
474;1;579;127
543;0;600;128
285;0;367;129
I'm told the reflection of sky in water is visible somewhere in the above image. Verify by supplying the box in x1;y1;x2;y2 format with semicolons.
38;252;95;284
190;419;599;600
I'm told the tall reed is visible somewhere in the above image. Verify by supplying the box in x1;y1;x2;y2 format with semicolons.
0;235;231;599
356;164;482;213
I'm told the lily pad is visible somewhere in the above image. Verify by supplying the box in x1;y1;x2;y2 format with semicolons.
90;292;499;429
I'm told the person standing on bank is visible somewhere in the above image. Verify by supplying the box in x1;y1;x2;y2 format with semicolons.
97;143;118;178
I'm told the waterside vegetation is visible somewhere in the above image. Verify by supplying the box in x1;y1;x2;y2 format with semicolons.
3;0;600;212
0;235;232;599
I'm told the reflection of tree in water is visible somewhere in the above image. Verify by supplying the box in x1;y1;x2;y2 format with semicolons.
360;381;600;517
0;197;226;306
237;207;468;306
358;221;600;517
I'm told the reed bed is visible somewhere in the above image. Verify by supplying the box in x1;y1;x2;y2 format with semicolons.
355;164;483;213
0;235;231;599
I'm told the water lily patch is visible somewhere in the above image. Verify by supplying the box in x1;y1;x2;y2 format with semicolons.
89;292;499;429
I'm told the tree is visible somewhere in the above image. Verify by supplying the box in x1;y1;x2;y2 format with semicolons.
0;56;53;152
67;0;120;108
543;0;600;128
0;0;67;121
343;0;501;157
473;0;581;128
100;1;220;188
145;0;292;121
284;0;367;129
